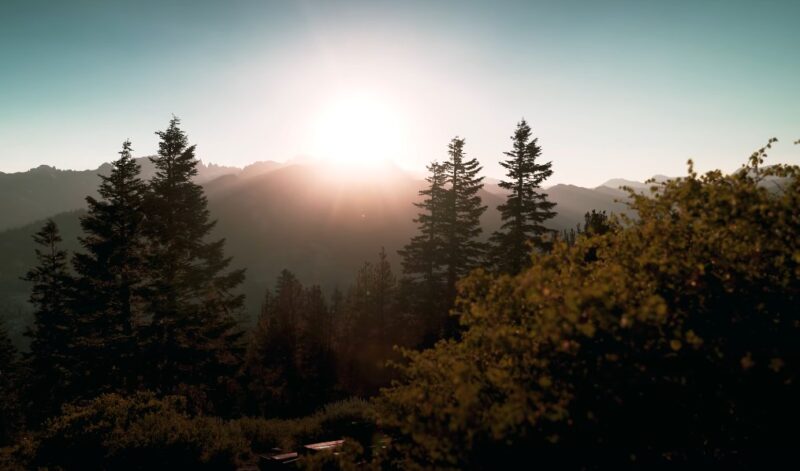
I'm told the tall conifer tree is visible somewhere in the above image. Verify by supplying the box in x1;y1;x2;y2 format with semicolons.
244;270;303;415
0;320;22;444
328;287;344;351
72;140;147;394
400;138;487;341
373;247;397;341
296;285;337;409
337;252;401;395
23;220;77;421
337;262;373;393
441;137;487;313
142;117;245;404
398;161;448;341
489;119;556;273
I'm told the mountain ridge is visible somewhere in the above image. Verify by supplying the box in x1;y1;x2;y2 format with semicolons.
0;157;283;232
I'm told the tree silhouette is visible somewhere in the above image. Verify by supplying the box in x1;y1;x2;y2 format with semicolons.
398;161;449;342
141;117;245;409
440;137;487;335
23;220;77;422
72;140;147;395
244;270;337;416
489;119;555;274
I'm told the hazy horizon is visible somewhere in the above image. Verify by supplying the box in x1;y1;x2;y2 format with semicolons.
2;0;799;186
0;152;677;188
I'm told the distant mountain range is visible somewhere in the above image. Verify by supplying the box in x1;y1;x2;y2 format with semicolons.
0;159;281;232
0;158;652;341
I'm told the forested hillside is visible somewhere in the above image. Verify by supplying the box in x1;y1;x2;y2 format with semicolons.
0;160;634;343
3;118;795;470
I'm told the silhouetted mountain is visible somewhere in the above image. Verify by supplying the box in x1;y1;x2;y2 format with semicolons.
0;166;102;233
544;184;632;230
0;159;281;232
599;178;649;190
482;177;506;196
596;175;673;195
601;175;671;188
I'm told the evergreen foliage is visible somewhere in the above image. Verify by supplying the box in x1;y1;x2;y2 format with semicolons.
0;320;22;445
247;269;303;415
296;285;337;408
489;119;556;273
141;117;245;407
398;161;448;343
23;220;77;421
372;248;396;342
400;137;487;341
244;270;337;416
71;140;147;395
441;137;487;297
561;209;614;247
581;209;612;236
337;250;404;395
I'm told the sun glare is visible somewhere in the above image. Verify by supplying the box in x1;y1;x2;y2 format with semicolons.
309;91;406;173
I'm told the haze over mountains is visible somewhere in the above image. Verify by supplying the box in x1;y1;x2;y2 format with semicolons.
0;157;644;231
0;159;266;232
0;157;644;340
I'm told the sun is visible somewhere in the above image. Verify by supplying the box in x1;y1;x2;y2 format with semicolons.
309;91;406;172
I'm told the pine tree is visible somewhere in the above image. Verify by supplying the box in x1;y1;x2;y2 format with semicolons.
441;137;487;325
398;161;448;342
400;138;487;341
489;119;556;274
23;220;77;421
72;140;147;395
336;262;373;394
399;162;447;280
373;247;397;342
142;117;245;406
296;285;337;409
329;287;344;352
337;251;403;395
244;270;303;415
244;272;339;415
0;320;22;444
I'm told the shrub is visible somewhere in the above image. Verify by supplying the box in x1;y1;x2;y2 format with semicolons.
28;392;251;470
377;142;800;468
236;398;376;453
2;394;377;469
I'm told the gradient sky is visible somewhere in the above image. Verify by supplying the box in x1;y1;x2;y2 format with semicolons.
1;0;798;186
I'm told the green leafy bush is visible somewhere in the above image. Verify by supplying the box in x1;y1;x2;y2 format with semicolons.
25;392;250;470
2;394;376;470
378;142;800;468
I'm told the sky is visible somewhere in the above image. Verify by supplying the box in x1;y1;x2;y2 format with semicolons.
1;0;798;187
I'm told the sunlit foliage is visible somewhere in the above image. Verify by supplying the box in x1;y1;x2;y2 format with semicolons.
377;140;800;468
